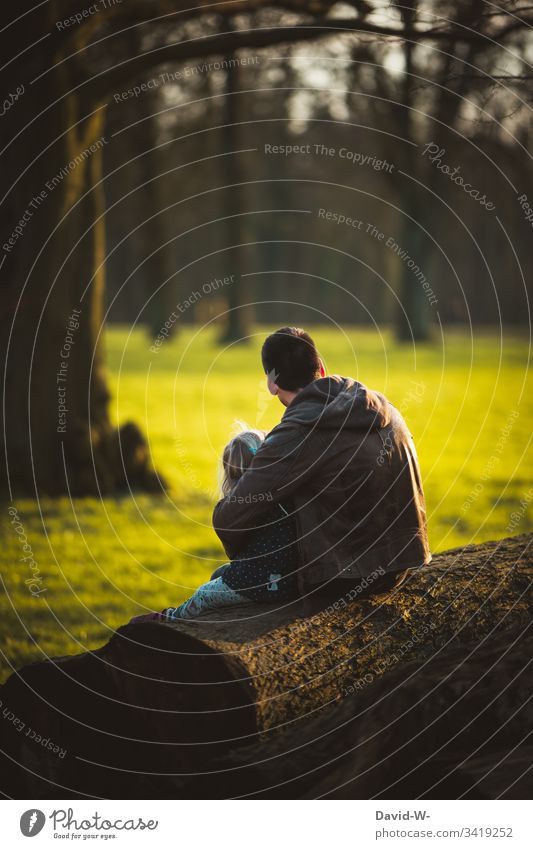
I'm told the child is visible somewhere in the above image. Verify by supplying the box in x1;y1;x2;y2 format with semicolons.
142;425;300;623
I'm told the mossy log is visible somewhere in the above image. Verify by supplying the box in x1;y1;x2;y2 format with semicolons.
0;533;531;798
202;620;533;799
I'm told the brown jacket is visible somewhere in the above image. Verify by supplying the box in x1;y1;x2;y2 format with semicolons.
213;376;431;595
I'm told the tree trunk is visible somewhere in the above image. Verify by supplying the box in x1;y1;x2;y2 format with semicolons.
1;92;160;495
0;9;162;496
394;2;432;342
0;532;531;798
218;24;252;344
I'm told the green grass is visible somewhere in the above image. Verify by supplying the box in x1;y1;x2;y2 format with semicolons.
1;325;531;681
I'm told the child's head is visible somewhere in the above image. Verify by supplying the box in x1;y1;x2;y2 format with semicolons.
221;422;266;496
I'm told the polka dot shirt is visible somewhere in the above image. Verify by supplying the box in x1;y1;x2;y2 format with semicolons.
221;502;300;603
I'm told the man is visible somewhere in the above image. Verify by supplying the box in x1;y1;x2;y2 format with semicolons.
213;327;431;608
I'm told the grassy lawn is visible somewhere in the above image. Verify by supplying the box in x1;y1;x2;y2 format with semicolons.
1;324;531;681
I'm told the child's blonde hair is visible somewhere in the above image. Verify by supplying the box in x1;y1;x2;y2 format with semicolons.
221;421;266;496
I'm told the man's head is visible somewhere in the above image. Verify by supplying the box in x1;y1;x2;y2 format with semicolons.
261;327;325;406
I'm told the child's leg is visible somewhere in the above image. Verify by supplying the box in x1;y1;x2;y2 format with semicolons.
164;577;248;621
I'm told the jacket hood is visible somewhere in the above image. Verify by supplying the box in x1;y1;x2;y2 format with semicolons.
281;375;392;431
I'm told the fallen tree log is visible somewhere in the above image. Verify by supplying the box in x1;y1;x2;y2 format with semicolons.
0;533;531;798
196;621;533;799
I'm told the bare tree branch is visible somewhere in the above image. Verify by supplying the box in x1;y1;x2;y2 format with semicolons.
84;14;530;104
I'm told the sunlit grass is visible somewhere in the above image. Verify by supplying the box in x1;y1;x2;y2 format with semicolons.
1;324;531;680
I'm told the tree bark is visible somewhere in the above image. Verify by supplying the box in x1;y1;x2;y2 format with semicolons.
0;532;531;798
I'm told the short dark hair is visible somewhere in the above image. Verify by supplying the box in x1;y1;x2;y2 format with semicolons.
261;327;321;391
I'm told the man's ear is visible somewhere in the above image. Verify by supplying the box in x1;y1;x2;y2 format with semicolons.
266;370;279;397
318;358;326;378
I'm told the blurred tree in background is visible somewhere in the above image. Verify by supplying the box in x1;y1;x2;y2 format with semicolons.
1;1;531;495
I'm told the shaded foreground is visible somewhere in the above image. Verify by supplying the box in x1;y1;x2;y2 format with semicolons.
0;534;531;799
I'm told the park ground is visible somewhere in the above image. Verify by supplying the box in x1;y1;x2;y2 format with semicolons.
1;325;531;681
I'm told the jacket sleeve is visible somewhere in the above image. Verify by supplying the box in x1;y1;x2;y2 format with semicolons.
213;423;313;556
